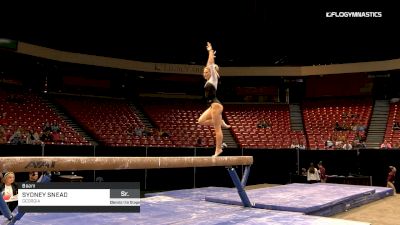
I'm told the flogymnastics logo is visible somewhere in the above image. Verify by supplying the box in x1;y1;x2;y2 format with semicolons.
326;11;382;18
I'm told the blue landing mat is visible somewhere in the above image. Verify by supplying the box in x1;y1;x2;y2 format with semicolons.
14;196;240;225
312;183;393;199
205;183;379;216
145;186;233;201
311;183;393;210
366;186;393;200
13;196;370;225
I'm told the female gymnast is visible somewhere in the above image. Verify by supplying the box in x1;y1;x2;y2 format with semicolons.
387;166;397;194
197;42;230;157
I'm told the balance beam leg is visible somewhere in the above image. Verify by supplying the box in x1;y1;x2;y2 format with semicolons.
0;197;13;220
227;167;252;207
241;165;251;188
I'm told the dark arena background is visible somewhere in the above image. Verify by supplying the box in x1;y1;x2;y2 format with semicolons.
0;2;400;225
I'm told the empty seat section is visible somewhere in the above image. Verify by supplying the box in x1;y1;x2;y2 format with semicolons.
54;96;146;147
384;102;400;145
142;99;215;148
0;90;89;146
224;104;306;149
302;98;372;149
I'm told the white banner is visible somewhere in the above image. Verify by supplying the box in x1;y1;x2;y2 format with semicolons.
19;189;140;206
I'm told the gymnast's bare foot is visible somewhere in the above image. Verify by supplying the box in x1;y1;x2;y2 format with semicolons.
222;124;231;129
222;120;231;129
212;149;223;157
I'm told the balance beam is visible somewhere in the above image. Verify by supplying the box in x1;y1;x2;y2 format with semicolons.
0;156;253;173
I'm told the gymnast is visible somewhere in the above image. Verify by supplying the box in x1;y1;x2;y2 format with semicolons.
387;166;396;194
197;42;230;157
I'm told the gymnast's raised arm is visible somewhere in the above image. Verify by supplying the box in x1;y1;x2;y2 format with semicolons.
206;42;215;66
